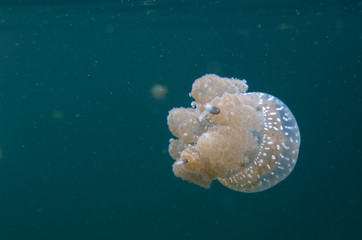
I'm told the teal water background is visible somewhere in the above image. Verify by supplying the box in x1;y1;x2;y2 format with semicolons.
0;0;361;239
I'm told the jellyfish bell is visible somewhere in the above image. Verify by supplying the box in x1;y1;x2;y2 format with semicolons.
215;92;300;192
167;74;300;193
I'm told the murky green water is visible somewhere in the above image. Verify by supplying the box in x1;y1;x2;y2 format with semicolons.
0;0;360;239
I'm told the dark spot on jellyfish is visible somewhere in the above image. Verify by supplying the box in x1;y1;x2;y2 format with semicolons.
209;106;220;115
256;106;261;112
205;104;221;115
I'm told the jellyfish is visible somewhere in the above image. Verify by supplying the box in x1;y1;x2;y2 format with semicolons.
167;74;300;192
151;84;168;100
